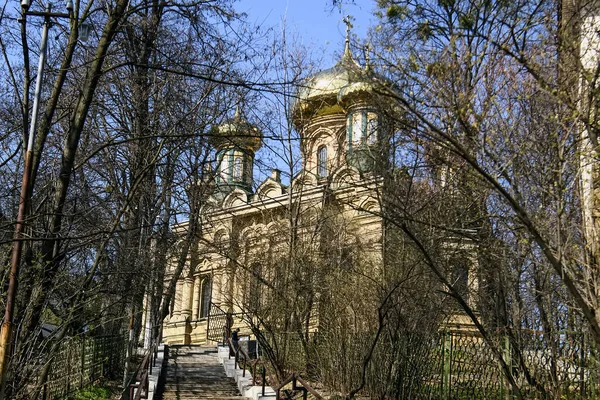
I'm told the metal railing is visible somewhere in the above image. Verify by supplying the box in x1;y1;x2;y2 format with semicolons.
275;373;323;400
123;341;158;400
207;303;232;343
270;329;599;399
225;335;325;400
226;337;274;397
212;306;324;400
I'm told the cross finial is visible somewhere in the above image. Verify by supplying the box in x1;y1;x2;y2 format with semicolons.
342;15;355;61
343;15;353;44
365;43;371;71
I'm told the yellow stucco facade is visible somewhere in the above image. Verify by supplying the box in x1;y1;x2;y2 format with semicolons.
161;41;393;345
161;41;479;345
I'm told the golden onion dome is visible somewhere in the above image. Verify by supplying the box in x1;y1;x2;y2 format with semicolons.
292;41;392;126
293;45;361;116
210;107;262;152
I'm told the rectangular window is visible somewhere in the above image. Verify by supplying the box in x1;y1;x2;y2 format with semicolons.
218;154;229;183
249;263;262;311
233;156;243;180
367;112;378;144
243;157;252;184
228;152;235;182
452;263;469;304
352;113;363;144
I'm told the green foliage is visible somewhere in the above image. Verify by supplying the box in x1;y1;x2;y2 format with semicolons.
416;21;432;40
426;61;448;78
459;13;475;30
386;5;408;21
438;0;455;8
70;385;113;400
41;306;62;326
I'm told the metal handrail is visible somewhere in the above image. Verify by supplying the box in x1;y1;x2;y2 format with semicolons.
225;336;322;400
226;337;272;396
223;325;323;400
227;337;250;378
275;372;323;400
252;359;275;397
125;341;158;400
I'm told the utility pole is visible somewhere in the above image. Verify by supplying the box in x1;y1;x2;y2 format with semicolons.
0;1;89;397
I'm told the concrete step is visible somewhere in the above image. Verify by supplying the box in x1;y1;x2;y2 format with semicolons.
157;344;246;400
163;396;250;400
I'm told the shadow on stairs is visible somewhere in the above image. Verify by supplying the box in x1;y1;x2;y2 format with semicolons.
155;345;249;400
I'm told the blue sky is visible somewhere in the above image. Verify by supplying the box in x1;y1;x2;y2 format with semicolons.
232;1;381;183
237;0;376;66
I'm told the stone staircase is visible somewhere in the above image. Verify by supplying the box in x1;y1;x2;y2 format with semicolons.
157;345;248;400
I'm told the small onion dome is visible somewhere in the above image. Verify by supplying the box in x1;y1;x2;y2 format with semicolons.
337;78;383;106
210;107;262;152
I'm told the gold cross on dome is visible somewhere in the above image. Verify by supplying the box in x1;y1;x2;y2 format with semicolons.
343;15;354;42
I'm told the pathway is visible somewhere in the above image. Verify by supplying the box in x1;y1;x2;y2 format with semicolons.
157;345;248;400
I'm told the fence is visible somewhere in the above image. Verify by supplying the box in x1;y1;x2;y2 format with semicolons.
273;329;598;399
42;334;127;399
207;303;229;343
420;331;593;399
206;303;244;344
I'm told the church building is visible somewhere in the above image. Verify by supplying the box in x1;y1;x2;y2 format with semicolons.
160;34;479;344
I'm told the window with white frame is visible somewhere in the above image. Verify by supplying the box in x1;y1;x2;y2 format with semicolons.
366;112;378;144
217;152;230;183
352;113;363;144
232;155;243;181
348;110;378;147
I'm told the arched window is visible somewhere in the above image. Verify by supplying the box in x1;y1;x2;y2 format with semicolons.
249;263;262;311
452;262;469;304
340;246;353;270
217;151;230;183
317;145;328;177
217;151;231;183
199;277;212;318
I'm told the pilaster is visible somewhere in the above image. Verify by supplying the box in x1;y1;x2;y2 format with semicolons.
181;277;194;319
192;276;201;320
